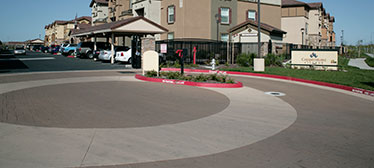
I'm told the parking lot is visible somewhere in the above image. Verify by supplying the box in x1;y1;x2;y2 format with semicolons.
0;50;131;73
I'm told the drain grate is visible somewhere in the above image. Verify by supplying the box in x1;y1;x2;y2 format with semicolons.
265;92;286;97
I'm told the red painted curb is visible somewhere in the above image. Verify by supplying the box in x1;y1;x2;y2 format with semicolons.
67;56;75;58
161;68;374;97
135;74;243;88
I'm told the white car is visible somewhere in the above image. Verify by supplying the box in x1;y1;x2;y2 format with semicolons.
98;46;130;61
14;46;26;55
115;48;132;63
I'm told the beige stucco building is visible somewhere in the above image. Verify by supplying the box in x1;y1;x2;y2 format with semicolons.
160;0;282;41
281;0;336;47
44;17;92;46
90;0;109;26
281;0;310;45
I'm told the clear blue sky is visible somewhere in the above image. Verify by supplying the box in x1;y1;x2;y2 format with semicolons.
0;0;373;45
0;0;91;42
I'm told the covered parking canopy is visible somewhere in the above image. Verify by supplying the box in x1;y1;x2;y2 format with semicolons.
72;16;168;64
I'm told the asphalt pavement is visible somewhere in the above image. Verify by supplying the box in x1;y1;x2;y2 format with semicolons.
0;56;373;168
0;50;130;73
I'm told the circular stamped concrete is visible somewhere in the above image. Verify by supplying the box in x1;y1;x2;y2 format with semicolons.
0;76;297;168
0;81;229;128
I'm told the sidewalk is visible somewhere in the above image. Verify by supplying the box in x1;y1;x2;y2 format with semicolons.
348;58;374;70
366;53;374;58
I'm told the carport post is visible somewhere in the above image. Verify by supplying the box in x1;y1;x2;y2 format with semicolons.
94;35;97;51
111;33;115;64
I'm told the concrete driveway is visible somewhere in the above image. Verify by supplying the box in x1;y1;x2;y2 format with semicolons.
0;71;373;168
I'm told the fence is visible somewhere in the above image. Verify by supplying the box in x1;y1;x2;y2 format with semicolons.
156;40;240;64
156;40;343;64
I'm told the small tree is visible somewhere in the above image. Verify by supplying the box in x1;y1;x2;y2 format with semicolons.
0;40;2;46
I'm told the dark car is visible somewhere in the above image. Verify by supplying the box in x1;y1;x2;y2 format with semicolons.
49;45;60;53
51;45;61;54
41;46;49;53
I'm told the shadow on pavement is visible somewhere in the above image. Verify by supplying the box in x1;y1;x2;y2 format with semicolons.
0;54;29;72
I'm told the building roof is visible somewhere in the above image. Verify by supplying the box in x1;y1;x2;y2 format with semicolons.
308;2;323;9
330;16;335;22
72;16;168;37
90;0;108;7
282;0;310;8
229;19;286;35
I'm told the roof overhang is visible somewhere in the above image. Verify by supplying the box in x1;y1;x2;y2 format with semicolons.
73;16;168;37
229;20;286;37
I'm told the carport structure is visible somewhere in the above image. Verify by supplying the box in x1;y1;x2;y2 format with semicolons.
72;16;168;66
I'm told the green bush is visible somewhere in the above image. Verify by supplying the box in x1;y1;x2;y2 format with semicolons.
237;53;256;67
265;53;284;67
365;57;374;67
145;70;158;77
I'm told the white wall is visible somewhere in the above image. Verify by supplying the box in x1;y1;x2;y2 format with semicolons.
132;0;161;40
281;17;308;44
92;3;109;25
232;28;283;43
308;9;320;35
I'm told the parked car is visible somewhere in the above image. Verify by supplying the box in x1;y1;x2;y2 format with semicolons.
59;44;68;53
51;45;61;54
92;43;112;61
14;46;26;55
41;46;49;53
49;44;59;53
98;46;129;61
115;47;132;63
31;45;42;52
76;42;111;59
61;44;78;56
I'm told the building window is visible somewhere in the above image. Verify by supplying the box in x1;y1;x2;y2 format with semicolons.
129;0;133;9
221;34;229;42
168;5;175;24
168;32;174;40
247;10;256;21
305;23;308;35
220;7;231;24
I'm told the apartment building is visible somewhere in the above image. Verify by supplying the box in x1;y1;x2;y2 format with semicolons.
90;0;109;26
281;0;310;45
307;2;323;48
160;0;282;41
281;0;336;47
107;0;133;22
44;17;91;46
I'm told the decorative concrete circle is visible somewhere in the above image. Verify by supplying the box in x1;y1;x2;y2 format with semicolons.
0;76;297;168
0;81;229;128
265;91;286;97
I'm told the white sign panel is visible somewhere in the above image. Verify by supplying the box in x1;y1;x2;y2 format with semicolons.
142;51;159;75
291;50;338;70
160;44;167;53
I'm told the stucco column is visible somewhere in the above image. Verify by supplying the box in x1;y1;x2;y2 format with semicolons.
111;33;115;64
141;37;155;55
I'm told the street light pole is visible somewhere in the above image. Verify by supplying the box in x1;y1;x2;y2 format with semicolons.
254;0;264;72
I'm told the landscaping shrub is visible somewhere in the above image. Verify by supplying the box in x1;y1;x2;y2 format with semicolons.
236;53;256;67
265;53;285;67
145;70;158;77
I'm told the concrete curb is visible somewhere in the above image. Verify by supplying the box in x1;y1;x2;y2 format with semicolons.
135;74;243;88
162;68;374;97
